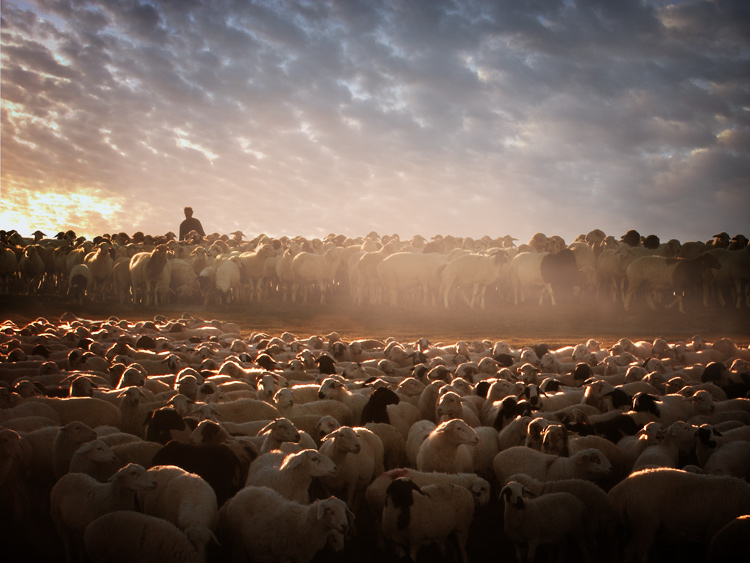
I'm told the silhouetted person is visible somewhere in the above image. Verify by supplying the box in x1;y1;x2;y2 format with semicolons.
179;206;205;241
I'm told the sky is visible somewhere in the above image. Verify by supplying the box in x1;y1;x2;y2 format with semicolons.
1;0;749;246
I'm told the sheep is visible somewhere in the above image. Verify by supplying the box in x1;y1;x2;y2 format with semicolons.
208;397;281;423
415;418;479;474
291;247;341;304
608;468;750;563
497;415;532;451
631;420;698;472
214;257;242;305
707;515;750;563
509;251;557;305
365;468;491;519
26;396;122;429
381;477;475;563
67;438;116;481
274;387;355;426
436;390;482;427
317;376;368;424
84;510;203;563
67;263;92;304
493;446;612;485
83;243;114;302
624;254;721;313
507;473;616;558
377;251;449;307
52;420;98;478
319;425;385;508
237;243;277;301
219;485;352;563
702;440;750;479
137;465;219;559
245;448;337;504
150;440;250;507
129;244;170;306
500;480;589;563
705;246;750;309
251;417;302;454
49;463;157;563
440;251;508;309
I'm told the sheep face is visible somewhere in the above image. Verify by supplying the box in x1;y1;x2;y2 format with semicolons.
500;481;528;509
316;496;351;535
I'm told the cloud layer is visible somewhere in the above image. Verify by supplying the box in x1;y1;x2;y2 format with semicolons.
2;0;749;244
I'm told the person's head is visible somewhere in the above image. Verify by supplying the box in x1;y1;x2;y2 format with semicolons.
184;206;193;218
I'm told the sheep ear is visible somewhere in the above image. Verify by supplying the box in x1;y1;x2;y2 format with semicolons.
257;421;275;435
317;500;330;520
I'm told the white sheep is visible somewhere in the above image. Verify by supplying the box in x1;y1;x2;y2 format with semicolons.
703;440;750;480
365;467;491;519
274;387;355;426
508;251;556;305
505;473;617;559
493;446;612;485
381;477;475;563
237;243;277;301
84;510;203;563
27;396;122;430
416;418;479;474
440;251;508;309
245;448;337;504
631;420;697;472
500;480;588;563
49;463;157;563
214;257;242;305
137;465;219;559
317;376;368;424
319;425;385;507
68;438;117;481
291;247;341;304
52;420;98;478
376;251;449;307
219;485;352;563
608;468;750;563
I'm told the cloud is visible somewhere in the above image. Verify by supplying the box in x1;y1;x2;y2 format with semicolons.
1;0;748;244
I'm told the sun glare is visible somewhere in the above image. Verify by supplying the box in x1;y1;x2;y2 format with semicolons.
0;181;126;239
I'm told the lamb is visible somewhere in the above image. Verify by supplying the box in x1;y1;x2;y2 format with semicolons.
219;485;351;563
493;446;612;485
416;418;479;474
84;510;203;563
319;425;385;507
137;465;219;559
245;448;337;504
608;468;750;563
381;477;475;563
500;480;588;563
49;463;157;563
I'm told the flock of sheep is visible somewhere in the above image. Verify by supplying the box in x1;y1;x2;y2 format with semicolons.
1;308;749;562
1;227;748;312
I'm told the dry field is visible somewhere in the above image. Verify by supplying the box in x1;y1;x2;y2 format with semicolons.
2;291;748;348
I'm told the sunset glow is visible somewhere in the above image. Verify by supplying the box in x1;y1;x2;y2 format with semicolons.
2;0;748;243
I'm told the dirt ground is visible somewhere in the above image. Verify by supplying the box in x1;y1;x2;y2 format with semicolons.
2;290;748;349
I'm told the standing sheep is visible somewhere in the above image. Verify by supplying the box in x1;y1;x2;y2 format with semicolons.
219;485;352;563
608;468;750;563
500;480;589;563
49;463;157;563
84;510;203;563
137;465;219;559
493;446;612;485
381;477;475;563
416;418;479;474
